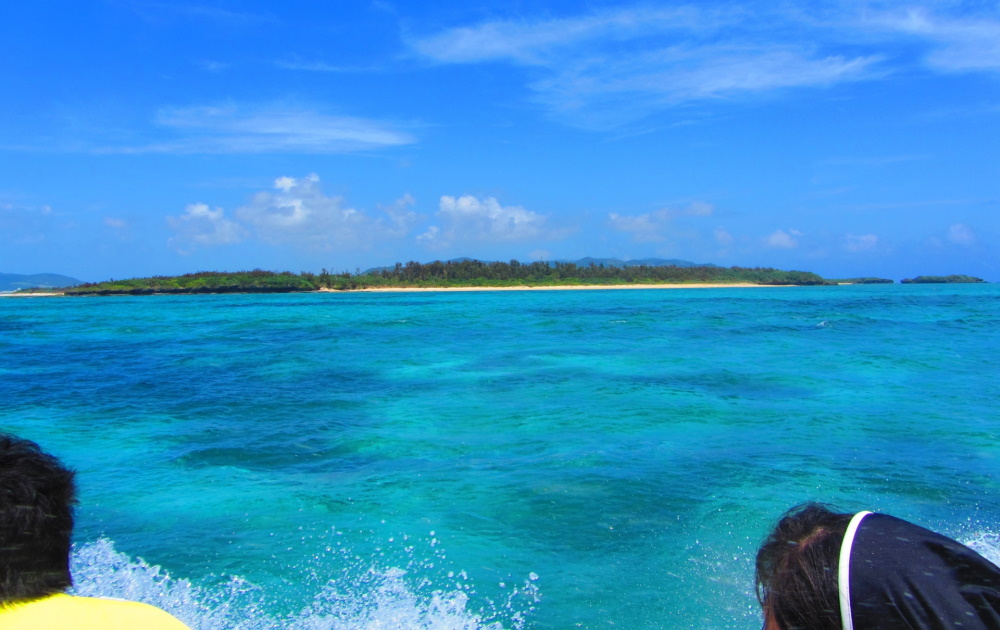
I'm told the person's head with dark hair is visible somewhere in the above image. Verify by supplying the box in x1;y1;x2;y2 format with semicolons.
0;433;77;604
755;503;851;630
756;503;1000;630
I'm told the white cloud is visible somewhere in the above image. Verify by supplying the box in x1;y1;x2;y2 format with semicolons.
103;217;128;229
411;7;710;65
874;9;1000;72
609;208;672;242
534;46;878;125
765;229;799;249
429;195;551;244
199;60;228;73
170;175;419;253
274;58;374;73
411;3;1000;129
714;228;734;246
686;201;714;216
235;174;369;248
410;6;882;127
119;1;262;23
845;232;878;252
274;176;297;192
378;193;421;238
0;201;54;218
101;105;416;154
608;202;715;242
416;225;442;247
947;223;976;245
0;201;59;244
167;203;247;253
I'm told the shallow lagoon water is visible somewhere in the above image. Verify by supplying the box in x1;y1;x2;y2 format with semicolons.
2;284;999;629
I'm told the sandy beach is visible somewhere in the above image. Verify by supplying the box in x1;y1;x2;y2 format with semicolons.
0;284;800;297
320;283;795;293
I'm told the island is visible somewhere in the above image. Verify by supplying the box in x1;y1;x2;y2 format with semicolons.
54;261;830;295
0;272;81;292
8;260;988;296
901;275;986;284
828;277;895;284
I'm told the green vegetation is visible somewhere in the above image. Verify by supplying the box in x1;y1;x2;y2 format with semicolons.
65;270;316;295
20;262;993;295
326;260;829;289
60;261;829;295
900;275;985;284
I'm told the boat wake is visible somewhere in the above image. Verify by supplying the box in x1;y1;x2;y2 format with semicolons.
70;538;539;630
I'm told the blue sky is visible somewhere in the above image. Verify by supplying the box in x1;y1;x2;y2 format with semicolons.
1;0;997;281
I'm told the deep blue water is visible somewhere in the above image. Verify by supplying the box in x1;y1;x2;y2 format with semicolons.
2;284;999;629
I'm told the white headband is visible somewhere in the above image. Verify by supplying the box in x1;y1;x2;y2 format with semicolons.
839;511;872;630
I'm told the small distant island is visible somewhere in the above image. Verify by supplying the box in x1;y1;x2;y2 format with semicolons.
901;275;985;284
831;277;895;284
0;272;81;292
51;260;829;295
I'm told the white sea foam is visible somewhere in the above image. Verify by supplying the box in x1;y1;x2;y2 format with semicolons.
70;538;538;630
963;531;1000;566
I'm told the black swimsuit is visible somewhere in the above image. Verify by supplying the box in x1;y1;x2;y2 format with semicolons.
841;512;1000;630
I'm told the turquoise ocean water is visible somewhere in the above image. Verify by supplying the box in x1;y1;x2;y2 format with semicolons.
2;284;999;629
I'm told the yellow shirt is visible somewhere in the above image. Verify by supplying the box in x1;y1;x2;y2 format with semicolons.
0;593;190;629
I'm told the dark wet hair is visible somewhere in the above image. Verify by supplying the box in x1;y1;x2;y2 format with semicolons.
0;433;77;603
755;503;852;630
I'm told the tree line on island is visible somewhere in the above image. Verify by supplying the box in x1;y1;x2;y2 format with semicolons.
900;274;985;284
60;260;831;295
12;260;983;295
